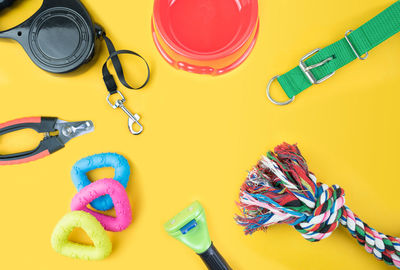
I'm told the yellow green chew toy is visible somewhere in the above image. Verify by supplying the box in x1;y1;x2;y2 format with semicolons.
51;211;112;260
164;201;232;270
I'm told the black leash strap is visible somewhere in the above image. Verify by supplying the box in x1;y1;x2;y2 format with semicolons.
101;32;150;95
97;27;149;135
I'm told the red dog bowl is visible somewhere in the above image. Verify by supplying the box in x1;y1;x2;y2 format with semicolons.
152;0;259;75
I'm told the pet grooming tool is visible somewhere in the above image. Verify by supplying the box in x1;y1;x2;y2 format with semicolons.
0;117;94;165
165;201;232;270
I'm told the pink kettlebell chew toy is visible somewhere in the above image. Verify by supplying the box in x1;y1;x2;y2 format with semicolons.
71;178;132;232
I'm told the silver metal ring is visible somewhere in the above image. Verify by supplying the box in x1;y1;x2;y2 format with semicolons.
106;90;126;109
266;75;295;106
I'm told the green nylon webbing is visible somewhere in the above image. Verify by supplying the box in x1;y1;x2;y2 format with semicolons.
277;1;400;99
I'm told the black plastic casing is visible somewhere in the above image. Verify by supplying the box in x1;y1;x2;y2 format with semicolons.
0;0;16;10
0;0;97;73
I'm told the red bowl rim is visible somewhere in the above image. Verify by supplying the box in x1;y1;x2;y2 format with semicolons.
153;0;259;61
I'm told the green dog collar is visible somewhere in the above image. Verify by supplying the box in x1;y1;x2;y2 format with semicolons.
267;1;400;105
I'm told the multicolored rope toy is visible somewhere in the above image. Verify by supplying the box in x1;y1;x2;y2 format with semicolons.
236;143;400;268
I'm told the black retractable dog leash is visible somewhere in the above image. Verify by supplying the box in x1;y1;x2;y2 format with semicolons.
0;0;14;9
0;0;150;135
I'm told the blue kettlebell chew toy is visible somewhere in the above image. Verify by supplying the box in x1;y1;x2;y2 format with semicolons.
71;153;130;211
51;211;112;260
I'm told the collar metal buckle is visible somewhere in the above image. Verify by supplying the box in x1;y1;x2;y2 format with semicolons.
299;48;335;85
266;48;336;106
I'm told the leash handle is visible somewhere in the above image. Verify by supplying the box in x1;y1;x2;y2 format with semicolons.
96;24;150;95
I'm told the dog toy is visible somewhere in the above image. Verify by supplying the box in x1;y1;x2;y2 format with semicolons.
165;201;232;270
236;143;400;268
71;178;132;232
71;153;130;211
51;211;112;260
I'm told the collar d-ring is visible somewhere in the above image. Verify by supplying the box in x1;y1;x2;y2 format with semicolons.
266;75;295;106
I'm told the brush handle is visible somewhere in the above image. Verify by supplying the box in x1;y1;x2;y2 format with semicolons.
198;243;232;270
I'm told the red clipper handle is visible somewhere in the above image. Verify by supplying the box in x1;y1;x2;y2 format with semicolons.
0;117;42;131
0;117;63;165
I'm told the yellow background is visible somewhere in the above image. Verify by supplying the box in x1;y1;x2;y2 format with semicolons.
0;0;399;269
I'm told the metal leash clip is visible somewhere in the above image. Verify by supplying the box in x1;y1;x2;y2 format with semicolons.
107;91;143;135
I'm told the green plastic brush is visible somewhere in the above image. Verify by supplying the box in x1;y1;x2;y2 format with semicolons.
164;201;232;270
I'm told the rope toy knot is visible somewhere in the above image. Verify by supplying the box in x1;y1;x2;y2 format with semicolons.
294;183;345;241
236;143;400;268
236;143;345;241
